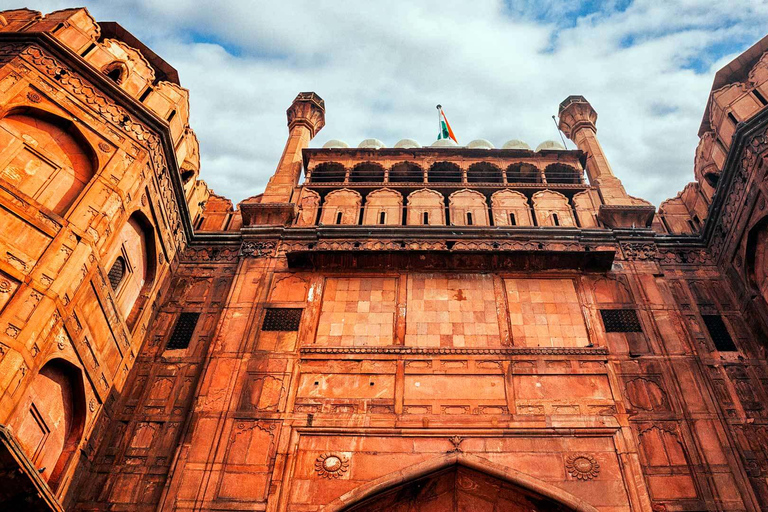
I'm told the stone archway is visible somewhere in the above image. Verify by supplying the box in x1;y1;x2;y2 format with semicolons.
323;453;598;512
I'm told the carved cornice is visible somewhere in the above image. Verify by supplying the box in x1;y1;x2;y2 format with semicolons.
300;346;609;356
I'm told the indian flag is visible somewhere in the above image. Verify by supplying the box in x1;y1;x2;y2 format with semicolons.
436;105;458;143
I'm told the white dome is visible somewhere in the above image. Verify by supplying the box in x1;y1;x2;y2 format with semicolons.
358;138;386;149
466;139;495;149
322;139;349;149
502;139;531;150
394;138;421;149
536;140;566;151
431;138;459;147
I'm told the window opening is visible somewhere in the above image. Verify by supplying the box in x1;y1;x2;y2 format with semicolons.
262;308;303;331
466;212;473;226
335;211;343;225
423;211;429;225
379;211;386;225
106;67;123;83
754;89;768;106
107;257;126;291
702;314;737;351
601;309;643;333
509;213;516;226
552;213;560;226
166;312;200;350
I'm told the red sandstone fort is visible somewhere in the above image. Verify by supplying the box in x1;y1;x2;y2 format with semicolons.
1;6;768;511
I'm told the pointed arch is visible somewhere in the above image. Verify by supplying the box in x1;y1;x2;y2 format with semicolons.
109;210;157;330
322;452;599;512
10;357;87;491
0;107;97;216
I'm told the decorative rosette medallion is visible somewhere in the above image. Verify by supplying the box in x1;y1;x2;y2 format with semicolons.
565;453;600;480
315;452;349;478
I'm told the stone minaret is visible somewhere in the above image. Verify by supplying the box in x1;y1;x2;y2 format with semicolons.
558;95;655;228
244;92;325;225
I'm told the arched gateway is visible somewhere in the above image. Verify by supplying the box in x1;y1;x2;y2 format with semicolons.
323;454;598;512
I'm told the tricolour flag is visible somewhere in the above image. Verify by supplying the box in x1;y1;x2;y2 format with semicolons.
436;105;458;143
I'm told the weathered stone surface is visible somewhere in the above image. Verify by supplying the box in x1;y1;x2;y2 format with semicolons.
2;7;768;512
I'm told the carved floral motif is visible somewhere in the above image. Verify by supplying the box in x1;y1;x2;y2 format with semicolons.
315;453;349;479
565;453;600;480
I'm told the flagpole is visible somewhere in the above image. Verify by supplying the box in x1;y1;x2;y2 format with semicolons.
436;104;442;140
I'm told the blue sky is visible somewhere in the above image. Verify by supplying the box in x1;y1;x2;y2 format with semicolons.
17;0;768;206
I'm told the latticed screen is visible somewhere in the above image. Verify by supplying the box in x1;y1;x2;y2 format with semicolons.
107;257;126;290
702;315;737;351
262;308;303;331
601;309;643;333
166;312;200;350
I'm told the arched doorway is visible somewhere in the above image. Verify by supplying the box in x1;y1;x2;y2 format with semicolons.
343;464;573;511
11;359;86;490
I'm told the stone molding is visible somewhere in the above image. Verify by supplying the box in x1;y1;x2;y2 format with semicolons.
300;346;609;356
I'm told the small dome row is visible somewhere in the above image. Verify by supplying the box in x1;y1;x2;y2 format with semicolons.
322;138;565;151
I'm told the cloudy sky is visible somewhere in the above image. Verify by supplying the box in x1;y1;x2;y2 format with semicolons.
18;1;768;206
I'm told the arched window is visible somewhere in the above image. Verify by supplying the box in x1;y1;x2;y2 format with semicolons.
103;61;128;84
544;163;582;184
491;190;533;227
107;256;126;291
406;189;445;226
467;162;503;184
449;189;489;226
349;162;385;183
319;189;362;226
309;162;346;183
11;359;86;489
389;162;423;183
506;163;541;183
362;188;402;226
0;111;95;216
427;162;462;183
112;213;157;329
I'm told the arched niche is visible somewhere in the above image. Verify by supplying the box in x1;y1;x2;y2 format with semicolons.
491;189;532;227
319;189;362;226
406;188;445;226
363;188;402;225
572;190;599;228
506;162;541;183
388;161;423;183
295;189;321;226
427;161;462;183
11;358;86;490
107;211;157;329
532;190;576;227
592;276;633;304
0;108;96;216
349;162;385;183
745;214;768;305
467;162;503;183
309;162;346;183
449;189;489;226
544;163;582;184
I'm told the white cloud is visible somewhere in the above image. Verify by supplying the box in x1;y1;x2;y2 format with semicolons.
18;0;768;206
